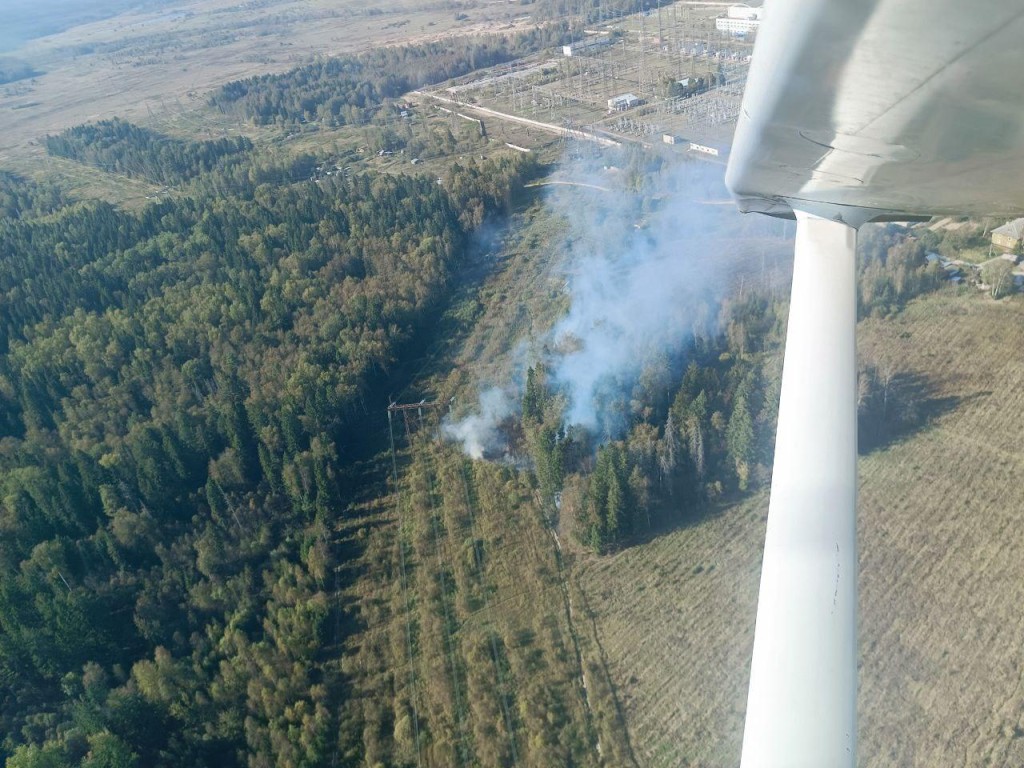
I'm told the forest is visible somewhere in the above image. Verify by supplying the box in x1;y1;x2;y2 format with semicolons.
0;146;537;767
0;114;951;764
209;25;572;128
0;171;67;221
44;120;253;185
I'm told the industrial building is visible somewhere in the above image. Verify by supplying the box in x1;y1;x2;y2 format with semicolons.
607;93;642;111
716;4;764;35
562;36;612;57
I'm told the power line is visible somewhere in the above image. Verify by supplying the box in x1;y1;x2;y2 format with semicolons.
455;456;522;768
387;408;423;768
418;429;473;767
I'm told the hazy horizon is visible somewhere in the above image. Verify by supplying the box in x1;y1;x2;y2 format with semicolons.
0;0;168;53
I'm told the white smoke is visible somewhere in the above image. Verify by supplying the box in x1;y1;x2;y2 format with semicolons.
546;159;730;433
445;148;778;456
442;386;515;459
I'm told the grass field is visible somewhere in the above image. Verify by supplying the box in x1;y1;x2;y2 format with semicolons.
578;285;1024;766
857;291;1024;766
577;495;764;767
0;0;536;167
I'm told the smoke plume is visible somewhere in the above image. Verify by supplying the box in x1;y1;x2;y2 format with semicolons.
445;148;778;454
545;157;746;434
442;386;515;459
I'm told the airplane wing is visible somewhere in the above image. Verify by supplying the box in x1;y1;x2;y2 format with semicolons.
725;2;1024;766
728;0;1024;225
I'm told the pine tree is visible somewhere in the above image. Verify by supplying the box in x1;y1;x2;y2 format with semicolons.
628;465;650;532
687;413;706;481
727;393;755;490
606;468;624;544
658;410;679;488
521;365;544;424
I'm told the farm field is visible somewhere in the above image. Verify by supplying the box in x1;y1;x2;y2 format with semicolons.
579;286;1024;766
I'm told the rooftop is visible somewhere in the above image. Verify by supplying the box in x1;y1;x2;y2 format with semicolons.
991;217;1024;239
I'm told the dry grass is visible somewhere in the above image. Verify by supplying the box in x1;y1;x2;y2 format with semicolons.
857;290;1024;766
576;497;765;767
579;286;1024;766
0;0;538;167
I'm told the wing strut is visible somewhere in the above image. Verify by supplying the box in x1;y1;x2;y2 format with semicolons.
740;211;858;768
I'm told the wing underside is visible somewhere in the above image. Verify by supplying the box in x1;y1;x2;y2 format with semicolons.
727;0;1024;222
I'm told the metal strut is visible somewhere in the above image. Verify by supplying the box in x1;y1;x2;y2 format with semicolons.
740;210;859;768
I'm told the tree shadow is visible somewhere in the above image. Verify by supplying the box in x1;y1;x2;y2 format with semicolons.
619;489;760;551
857;370;983;454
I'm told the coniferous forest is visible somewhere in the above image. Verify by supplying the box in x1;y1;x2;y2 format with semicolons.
44;120;254;185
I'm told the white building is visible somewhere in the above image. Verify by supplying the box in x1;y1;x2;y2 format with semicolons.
689;142;720;157
562;36;612;57
716;4;764;34
607;93;641;111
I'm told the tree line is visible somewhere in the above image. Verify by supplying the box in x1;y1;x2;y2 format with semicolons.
209;25;572;128
529;0;676;24
857;224;947;317
44;119;254;185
